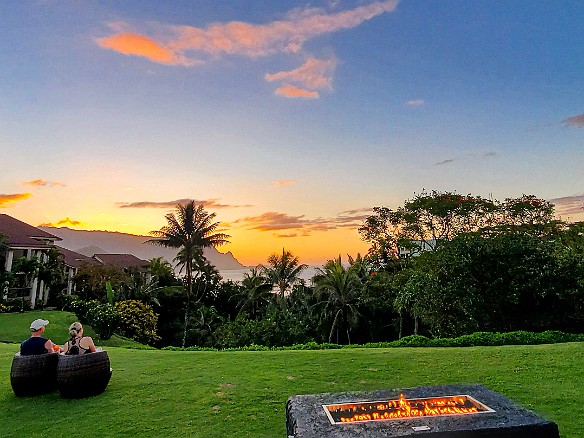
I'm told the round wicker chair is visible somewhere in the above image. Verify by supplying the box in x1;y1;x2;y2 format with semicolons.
57;351;112;398
11;353;59;397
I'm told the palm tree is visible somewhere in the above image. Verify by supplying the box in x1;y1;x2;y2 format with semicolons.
261;249;307;298
148;257;173;278
149;201;229;347
313;257;362;344
235;268;274;318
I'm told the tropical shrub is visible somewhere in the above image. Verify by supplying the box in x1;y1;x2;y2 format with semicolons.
114;300;161;345
69;299;100;324
87;303;119;340
3;298;31;312
55;293;79;311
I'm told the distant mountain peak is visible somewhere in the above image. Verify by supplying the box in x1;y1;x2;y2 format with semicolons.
38;227;244;270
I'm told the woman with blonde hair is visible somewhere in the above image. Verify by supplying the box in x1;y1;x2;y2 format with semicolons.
62;322;97;355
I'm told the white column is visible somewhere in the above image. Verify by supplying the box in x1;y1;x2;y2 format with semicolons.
4;250;14;272
30;277;37;308
67;267;74;295
38;279;45;304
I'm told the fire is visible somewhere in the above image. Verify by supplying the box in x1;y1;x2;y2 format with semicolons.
324;393;493;425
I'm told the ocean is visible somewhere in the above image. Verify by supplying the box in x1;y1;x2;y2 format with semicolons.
219;266;320;284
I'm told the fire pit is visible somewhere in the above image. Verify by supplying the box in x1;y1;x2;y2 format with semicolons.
286;384;559;437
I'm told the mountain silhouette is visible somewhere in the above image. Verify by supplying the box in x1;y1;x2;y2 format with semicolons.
39;227;244;270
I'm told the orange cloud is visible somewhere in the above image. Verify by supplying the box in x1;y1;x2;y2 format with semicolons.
0;193;32;207
266;57;336;90
233;209;372;235
275;85;319;99
117;198;252;209
98;1;399;63
272;180;296;187
549;195;584;217
39;217;85;227
564;113;584;127
21;179;65;187
97;33;182;65
170;1;398;58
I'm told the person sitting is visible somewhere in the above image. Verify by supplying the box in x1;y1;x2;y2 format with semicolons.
62;322;97;355
20;319;59;355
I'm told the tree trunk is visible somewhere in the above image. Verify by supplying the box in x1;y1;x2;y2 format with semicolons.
414;316;419;335
182;258;193;348
182;300;189;348
398;310;404;339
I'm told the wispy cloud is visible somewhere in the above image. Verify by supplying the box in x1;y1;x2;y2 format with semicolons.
266;57;336;96
564;113;584;127
117;198;252;209
39;217;85;227
274;233;299;238
405;99;424;107
549;195;584;217
434;151;497;166
435;158;455;166
97;1;399;95
338;207;374;215
21;179;65;187
272;180;296;187
0;193;32;207
274;85;319;99
232;209;371;236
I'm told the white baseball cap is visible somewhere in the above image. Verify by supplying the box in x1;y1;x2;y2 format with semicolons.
30;319;49;331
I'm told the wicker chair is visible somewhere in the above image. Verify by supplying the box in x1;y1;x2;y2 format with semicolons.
10;353;59;397
57;351;112;398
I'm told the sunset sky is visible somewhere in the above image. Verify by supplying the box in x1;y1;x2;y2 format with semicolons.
2;0;584;266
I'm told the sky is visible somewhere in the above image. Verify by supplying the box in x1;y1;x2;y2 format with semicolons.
1;0;584;266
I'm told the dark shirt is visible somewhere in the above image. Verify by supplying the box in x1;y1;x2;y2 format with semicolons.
20;336;49;355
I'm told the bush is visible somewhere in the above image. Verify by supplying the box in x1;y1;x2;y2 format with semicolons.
114;300;161;345
69;299;100;324
392;334;433;347
55;293;79;311
87;303;119;340
0;303;9;313
3;298;31;313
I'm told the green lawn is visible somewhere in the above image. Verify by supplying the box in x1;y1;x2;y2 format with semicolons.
0;310;144;348
1;339;583;437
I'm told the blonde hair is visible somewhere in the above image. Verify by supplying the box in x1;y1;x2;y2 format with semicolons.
69;322;83;338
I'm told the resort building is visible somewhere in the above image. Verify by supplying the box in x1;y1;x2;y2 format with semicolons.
0;214;150;307
0;214;63;307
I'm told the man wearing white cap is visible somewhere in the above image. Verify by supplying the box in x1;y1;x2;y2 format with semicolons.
20;319;59;355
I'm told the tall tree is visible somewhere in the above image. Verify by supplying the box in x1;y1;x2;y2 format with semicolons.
149;201;229;347
313;257;362;344
261;249;307;298
235;268;274;318
359;191;556;266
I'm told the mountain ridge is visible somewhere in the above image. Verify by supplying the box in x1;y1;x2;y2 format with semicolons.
39;227;245;270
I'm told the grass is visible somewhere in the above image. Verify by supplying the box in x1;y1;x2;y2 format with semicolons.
1;339;583;437
0;310;145;348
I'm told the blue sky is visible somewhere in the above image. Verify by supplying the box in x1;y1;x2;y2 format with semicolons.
1;0;583;265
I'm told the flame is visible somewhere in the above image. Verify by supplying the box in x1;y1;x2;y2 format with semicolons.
326;393;491;424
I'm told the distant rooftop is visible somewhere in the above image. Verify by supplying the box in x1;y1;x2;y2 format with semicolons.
0;214;61;248
92;253;149;270
56;245;98;268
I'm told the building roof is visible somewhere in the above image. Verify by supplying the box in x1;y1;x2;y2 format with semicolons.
56;246;98;268
92;253;149;270
0;214;61;248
